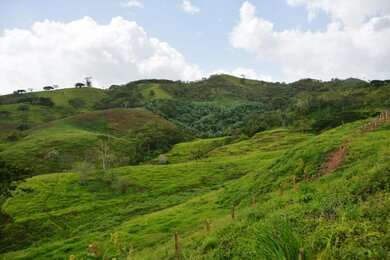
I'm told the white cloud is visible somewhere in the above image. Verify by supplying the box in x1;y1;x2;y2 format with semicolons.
120;0;143;8
229;1;390;81
287;0;390;28
0;16;202;94
181;0;200;15
212;67;273;82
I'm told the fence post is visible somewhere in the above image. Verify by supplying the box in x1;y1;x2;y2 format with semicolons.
231;205;235;220
303;171;308;184
293;175;297;191
252;196;256;207
175;232;180;259
205;220;211;233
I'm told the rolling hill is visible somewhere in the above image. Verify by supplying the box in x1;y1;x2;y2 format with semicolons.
0;75;389;259
1;119;389;259
0;108;186;174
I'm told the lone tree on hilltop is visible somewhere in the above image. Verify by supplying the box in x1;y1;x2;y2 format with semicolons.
43;86;54;91
85;77;92;87
240;74;246;84
75;82;84;88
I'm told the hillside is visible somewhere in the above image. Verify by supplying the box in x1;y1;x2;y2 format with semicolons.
1;118;389;259
0;76;389;259
0;88;108;135
1;76;388;138
0;108;186;175
105;76;389;136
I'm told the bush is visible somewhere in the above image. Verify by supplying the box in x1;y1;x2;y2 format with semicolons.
38;97;54;107
68;98;85;110
0;158;34;197
158;154;169;164
73;161;94;185
116;178;131;193
17;104;29;112
16;124;29;131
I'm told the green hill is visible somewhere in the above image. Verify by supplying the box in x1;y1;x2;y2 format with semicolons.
0;108;186;174
0;87;108;135
0;76;389;259
1;118;389;259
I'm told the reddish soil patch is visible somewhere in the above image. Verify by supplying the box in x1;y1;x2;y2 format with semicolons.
323;144;347;175
74;108;175;132
0;212;13;225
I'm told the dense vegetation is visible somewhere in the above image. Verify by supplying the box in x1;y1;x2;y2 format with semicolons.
0;75;389;259
96;76;390;136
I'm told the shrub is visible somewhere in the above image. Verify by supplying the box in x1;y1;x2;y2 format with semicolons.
68;98;85;110
17;104;29;112
158;154;169;164
73;161;94;185
117;178;131;193
16;124;29;131
38;97;54;107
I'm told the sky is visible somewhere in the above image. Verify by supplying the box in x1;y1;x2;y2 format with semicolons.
0;0;389;94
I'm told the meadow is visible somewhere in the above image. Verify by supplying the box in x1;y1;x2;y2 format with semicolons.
0;76;389;259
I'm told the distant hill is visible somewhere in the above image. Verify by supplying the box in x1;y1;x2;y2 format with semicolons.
1;75;389;136
0;108;186;174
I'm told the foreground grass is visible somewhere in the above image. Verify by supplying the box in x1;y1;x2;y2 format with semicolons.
1;121;389;259
1;129;309;259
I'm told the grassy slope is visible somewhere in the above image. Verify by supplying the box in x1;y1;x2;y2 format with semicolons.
0;77;388;259
0;108;178;173
2;119;388;259
1;129;310;259
131;121;389;259
139;83;173;101
0;88;108;134
154;136;234;164
35;88;108;109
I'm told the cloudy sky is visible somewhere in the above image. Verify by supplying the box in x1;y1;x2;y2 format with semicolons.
0;0;389;93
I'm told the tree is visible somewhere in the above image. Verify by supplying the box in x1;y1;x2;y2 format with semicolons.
0;158;34;197
27;88;34;92
85;77;92;87
96;139;115;171
38;97;54;107
17;104;29;112
149;89;156;97
73;161;94;185
68;98;85;110
75;82;85;88
0;111;11;118
122;100;129;109
240;74;246;84
43;86;54;91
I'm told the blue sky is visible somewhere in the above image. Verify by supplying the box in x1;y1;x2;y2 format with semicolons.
0;0;389;93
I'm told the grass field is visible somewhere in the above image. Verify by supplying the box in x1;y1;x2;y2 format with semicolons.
34;88;108;109
1;128;314;259
139;83;173;101
0;89;388;259
0;108;180;173
0;88;108;134
2;119;389;259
